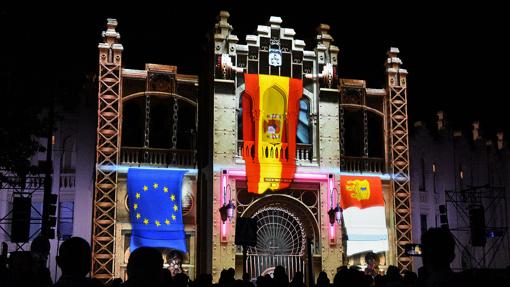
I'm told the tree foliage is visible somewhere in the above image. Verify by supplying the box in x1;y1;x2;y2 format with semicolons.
0;96;45;178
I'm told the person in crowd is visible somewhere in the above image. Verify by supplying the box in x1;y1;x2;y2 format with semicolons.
290;271;305;287
316;271;330;287
418;227;464;287
273;265;289;287
31;235;52;287
402;270;418;287
122;246;163;287
53;236;103;287
386;265;404;287
364;252;380;278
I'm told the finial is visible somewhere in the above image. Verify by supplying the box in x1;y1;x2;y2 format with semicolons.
268;16;283;28
215;10;233;37
102;18;120;44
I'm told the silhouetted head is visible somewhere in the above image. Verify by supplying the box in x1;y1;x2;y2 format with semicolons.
227;267;236;279
31;235;51;266
162;268;173;286
374;274;386;287
31;235;50;257
317;271;330;286
126;247;163;286
386;265;402;281
256;276;266;287
56;237;91;277
363;274;374;287
219;269;229;285
173;272;189;287
402;270;418;286
421;228;455;270
197;273;213;287
274;265;287;280
291;271;303;283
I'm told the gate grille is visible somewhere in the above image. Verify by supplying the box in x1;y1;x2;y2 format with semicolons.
247;207;306;279
247;254;304;279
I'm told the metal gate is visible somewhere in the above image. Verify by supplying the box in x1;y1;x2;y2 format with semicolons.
247;207;306;280
247;254;304;279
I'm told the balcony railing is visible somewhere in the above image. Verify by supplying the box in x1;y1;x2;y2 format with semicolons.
237;140;313;163
59;173;76;191
120;147;196;167
342;156;385;173
296;144;313;162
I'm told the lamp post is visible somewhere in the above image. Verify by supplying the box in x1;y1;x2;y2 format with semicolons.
219;184;235;223
328;187;342;226
328;186;342;245
328;204;342;226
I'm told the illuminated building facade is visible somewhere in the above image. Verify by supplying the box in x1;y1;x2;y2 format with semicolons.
90;12;413;282
2;10;509;286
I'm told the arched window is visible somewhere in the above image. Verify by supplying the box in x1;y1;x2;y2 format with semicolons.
297;97;311;144
121;95;196;149
261;87;286;143
149;96;172;148
341;107;384;158
343;107;364;157
239;94;311;145
367;111;384;158
122;97;144;147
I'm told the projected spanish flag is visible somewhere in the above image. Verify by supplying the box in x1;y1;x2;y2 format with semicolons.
340;175;388;256
241;74;302;194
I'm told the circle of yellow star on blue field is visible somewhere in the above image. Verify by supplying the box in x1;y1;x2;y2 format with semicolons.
133;182;179;227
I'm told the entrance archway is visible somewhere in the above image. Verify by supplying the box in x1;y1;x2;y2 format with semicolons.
239;194;319;281
247;206;305;279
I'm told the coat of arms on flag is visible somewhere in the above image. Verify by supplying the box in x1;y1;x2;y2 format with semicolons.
241;74;303;194
127;168;187;252
340;175;388;256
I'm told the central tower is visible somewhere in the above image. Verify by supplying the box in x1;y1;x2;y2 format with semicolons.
208;12;344;281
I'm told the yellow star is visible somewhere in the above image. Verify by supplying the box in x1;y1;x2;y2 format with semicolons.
173;204;178;212
155;220;161;227
133;203;138;210
143;185;148;191
165;219;170;225
172;214;176;221
163;186;169;193
153;183;159;189
170;194;176;201
143;218;149;225
135;192;141;199
136;213;141;219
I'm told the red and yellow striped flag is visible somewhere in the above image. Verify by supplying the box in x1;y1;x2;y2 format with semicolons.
241;74;302;194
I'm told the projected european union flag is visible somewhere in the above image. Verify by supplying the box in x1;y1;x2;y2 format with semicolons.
127;168;187;252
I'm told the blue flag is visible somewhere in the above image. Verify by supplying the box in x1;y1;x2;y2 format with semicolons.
127;168;187;252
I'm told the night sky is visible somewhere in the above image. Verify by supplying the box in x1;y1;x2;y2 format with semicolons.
2;2;507;137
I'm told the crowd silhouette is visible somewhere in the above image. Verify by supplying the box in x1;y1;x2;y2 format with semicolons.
1;228;508;287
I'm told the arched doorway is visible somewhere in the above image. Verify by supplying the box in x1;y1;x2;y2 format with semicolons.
238;192;320;281
247;206;305;279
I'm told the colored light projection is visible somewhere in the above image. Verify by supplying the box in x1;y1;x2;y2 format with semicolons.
241;74;302;194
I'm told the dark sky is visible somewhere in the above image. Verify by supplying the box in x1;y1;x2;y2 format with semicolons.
2;1;508;137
